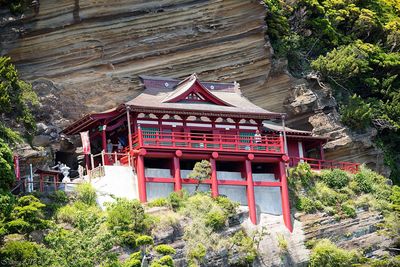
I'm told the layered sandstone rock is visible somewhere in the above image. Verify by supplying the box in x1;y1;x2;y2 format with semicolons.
0;1;387;173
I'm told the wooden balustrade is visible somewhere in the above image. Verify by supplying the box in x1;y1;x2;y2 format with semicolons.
130;130;284;154
289;157;360;173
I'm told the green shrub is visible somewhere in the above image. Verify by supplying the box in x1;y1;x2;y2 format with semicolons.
158;255;174;266
168;190;188;211
214;196;239;217
354;172;374;193
321;169;350;189
205;210;226;231
309;239;361;267
390;185;400;212
148;198;169;208
48;190;69;204
277;234;288;252
230;230;257;265
106;198;147;233
0;240;55;266
315;182;342;206
76;183;97;206
123;258;141;267
341;202;357;218
289;162;313;187
56;201;102;229
297;196;317;213
119;231;138;248
188;243;206;264
154;244;176;255
6;195;48;234
136;235;154;246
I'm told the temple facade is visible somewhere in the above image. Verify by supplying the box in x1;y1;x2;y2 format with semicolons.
63;74;359;231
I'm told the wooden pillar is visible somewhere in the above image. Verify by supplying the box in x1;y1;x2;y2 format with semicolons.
39;174;44;192
279;161;292;232
126;107;133;151
245;159;257;224
210;156;218;198
137;154;147;202
53;175;58;191
173;156;182;191
320;142;325;160
101;125;107;151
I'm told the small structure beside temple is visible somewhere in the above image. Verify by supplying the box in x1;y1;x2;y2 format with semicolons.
63;74;359;232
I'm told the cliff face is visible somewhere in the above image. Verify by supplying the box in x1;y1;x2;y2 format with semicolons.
2;0;279;122
0;1;386;171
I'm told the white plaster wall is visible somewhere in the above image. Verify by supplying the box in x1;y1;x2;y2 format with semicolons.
147;182;174;200
217;171;243;180
254;187;282;215
182;184;210;194
91;166;138;209
180;169;192;178
219;185;248;205
145;168;172;178
253;173;276;182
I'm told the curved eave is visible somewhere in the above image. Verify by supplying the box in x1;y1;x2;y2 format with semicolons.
126;104;285;120
62;108;122;135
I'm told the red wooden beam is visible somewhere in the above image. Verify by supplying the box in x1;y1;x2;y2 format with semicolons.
279;161;292;232
245;160;257;224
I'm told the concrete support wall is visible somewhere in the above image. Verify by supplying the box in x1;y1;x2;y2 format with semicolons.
254;187;282;215
145;168;172;178
219;185;248;205
147;182;174;200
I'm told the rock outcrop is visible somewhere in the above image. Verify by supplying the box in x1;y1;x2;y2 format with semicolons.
0;0;387;174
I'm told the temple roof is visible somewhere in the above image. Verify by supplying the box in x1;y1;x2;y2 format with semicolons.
125;74;283;118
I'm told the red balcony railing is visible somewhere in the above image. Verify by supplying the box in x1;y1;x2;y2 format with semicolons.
132;130;284;154
289;157;360;173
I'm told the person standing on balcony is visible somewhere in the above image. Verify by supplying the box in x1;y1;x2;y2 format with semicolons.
254;129;262;143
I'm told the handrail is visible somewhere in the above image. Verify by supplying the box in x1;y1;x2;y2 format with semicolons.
131;130;283;154
289;157;360;173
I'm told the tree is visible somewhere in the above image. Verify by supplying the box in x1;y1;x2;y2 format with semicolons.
188;160;211;192
0;56;37;192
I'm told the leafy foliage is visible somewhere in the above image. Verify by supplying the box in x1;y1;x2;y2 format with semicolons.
264;0;400;182
188;160;211;192
309;239;361;267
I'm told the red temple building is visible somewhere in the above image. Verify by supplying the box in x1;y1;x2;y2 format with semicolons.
63;74;359;231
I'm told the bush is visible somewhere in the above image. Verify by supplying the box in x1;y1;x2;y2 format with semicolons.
320;169;350;189
106;198;147;233
135;235;153;247
229;230;257;265
205;210;226;231
289;162;313;188
0;240;55;266
154;244;176;255
158;255;174;266
277;234;288;252
296;196;317;213
309;239;361;267
148;198;169;208
354;172;374;193
123;252;142;267
119;231;138;248
6;195;48;234
214;196;239;217
56;201;102;229
48;191;69;204
187;243;207;264
315;182;343;206
76;183;97;206
341;202;357;218
167;190;188;211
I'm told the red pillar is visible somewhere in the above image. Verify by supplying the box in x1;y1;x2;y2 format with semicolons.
173;156;182;191
319;142;325;160
279;161;293;232
102;125;108;165
245;160;257;224
210;158;219;198
137;155;147;202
